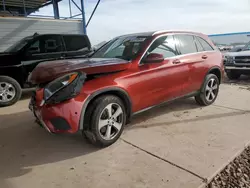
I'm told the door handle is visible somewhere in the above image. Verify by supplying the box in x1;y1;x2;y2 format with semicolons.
202;55;208;59
173;59;181;64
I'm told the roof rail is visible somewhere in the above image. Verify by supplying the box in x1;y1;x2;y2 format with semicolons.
153;30;173;35
153;29;198;36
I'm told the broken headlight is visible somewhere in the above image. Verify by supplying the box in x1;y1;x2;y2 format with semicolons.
43;72;86;105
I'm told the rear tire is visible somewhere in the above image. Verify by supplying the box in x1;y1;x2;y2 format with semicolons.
0;76;22;107
195;74;219;106
82;95;126;147
226;70;241;80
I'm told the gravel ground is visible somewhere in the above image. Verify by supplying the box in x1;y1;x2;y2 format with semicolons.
208;146;250;188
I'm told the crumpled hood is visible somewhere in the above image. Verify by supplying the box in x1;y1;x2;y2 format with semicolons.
28;58;131;84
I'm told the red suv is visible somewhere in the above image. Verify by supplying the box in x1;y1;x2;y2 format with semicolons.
28;30;223;147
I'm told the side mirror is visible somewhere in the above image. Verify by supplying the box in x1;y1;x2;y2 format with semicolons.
143;53;164;63
237;48;242;52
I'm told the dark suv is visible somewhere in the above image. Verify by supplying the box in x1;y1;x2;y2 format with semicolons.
0;33;91;107
224;41;250;80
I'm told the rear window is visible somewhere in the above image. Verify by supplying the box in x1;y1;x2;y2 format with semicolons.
63;35;90;52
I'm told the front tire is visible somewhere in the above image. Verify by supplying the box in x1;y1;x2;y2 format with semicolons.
226;70;241;80
83;95;126;147
195;74;219;106
0;76;22;107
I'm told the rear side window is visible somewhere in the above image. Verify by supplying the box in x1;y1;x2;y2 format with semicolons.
148;35;178;58
196;36;214;51
176;35;197;55
63;35;90;52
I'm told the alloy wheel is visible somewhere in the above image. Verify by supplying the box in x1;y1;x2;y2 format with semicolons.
205;78;218;102
98;103;124;140
0;82;16;102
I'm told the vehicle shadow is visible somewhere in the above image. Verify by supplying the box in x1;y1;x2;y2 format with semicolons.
128;98;201;126
128;98;250;131
0;111;98;183
0;98;200;183
1;97;246;185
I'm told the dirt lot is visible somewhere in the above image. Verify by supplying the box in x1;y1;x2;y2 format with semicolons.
0;80;250;188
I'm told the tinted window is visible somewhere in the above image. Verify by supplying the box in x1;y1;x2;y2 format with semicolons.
197;37;214;51
64;35;89;52
27;35;63;54
29;40;40;53
176;35;197;54
5;36;33;53
148;35;178;58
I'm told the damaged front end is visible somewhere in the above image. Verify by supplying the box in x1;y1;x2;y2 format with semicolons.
42;71;86;105
29;71;87;133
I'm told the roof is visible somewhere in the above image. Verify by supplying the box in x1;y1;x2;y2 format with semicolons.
152;30;205;36
2;0;48;9
118;30;205;39
0;0;57;16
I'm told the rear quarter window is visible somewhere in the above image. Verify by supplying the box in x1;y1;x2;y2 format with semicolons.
196;36;214;51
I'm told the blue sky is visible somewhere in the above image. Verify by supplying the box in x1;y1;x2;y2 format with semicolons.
35;0;250;44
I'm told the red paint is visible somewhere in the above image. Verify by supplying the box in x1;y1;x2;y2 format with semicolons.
32;31;223;133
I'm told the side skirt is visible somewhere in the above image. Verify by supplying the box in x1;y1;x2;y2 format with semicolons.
132;91;199;116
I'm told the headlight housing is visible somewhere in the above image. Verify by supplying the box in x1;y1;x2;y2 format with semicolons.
224;56;234;63
43;72;86;105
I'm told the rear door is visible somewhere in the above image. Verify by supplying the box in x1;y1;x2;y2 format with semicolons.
192;36;216;91
63;35;91;58
175;34;206;94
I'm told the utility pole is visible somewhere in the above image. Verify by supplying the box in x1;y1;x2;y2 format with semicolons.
52;0;60;19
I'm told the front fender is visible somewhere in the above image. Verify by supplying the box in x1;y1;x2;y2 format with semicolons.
79;87;132;130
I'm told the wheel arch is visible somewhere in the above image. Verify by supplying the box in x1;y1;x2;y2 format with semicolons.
79;87;133;130
207;66;222;84
0;68;24;88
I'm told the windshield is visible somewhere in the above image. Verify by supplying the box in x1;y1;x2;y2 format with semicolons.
5;36;33;53
239;42;250;51
91;35;150;60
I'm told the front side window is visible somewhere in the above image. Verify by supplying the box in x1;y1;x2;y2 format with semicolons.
196;36;214;51
176;35;197;55
147;35;178;58
27;35;64;54
92;35;150;61
63;35;90;52
5;36;33;53
28;40;40;54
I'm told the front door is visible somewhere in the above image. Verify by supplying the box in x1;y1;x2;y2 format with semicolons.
131;35;190;111
21;35;65;82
